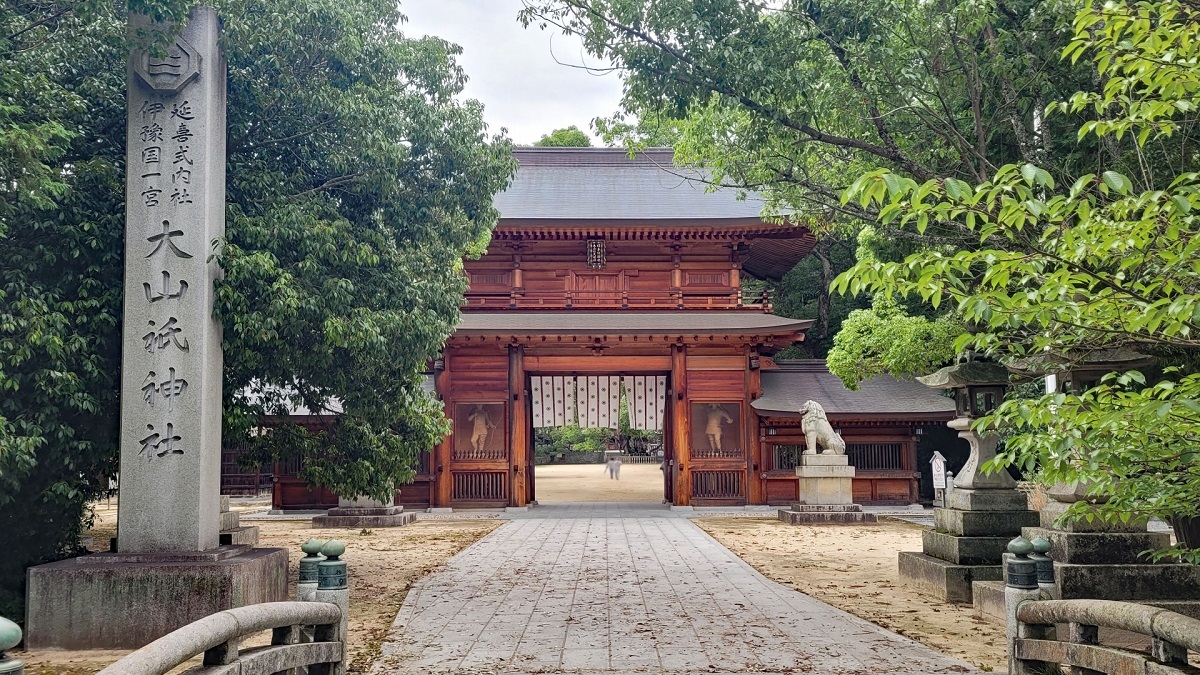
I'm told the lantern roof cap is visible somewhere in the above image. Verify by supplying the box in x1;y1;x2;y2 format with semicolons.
1006;347;1154;378
917;361;1010;389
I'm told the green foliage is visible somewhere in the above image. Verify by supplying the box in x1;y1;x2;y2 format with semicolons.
826;297;960;387
0;0;513;612
518;0;1103;363
533;125;593;147
836;0;1200;560
770;235;869;357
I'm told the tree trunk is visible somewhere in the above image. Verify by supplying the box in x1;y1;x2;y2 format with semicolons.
813;240;833;339
1169;515;1200;550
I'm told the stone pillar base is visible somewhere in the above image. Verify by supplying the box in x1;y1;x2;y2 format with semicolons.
312;505;415;528
780;456;873;524
778;504;877;525
900;487;1035;604
794;454;855;506
25;546;288;649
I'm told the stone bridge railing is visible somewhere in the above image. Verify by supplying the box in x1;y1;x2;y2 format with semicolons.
94;601;344;675
1012;599;1200;674
1004;536;1200;675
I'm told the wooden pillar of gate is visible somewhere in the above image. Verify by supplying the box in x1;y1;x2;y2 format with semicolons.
509;344;528;507
671;343;690;506
746;345;764;504
433;352;453;507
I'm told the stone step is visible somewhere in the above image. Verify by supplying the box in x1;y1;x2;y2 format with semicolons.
787;503;863;512
778;508;877;525
1056;562;1200;601
311;511;417;529
219;525;259;547
326;505;404;517
971;580;1007;623
934;507;1039;537
220;495;230;513
219;509;239;531
1021;526;1171;565
921;530;1011;565
897;550;1002;604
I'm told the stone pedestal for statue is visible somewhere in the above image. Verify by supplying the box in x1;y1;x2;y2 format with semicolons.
312;495;415;528
778;455;877;524
972;482;1200;623
24;7;285;650
219;494;260;546
899;417;1037;603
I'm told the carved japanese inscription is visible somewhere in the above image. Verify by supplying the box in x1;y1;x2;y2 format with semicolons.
117;7;226;553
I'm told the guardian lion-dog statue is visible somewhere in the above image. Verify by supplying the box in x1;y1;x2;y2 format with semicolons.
799;400;845;455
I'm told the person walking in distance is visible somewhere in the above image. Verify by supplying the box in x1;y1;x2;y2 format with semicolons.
605;456;622;480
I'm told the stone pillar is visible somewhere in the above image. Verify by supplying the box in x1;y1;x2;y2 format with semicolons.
23;7;289;650
1002;537;1046;675
1024;483;1200;608
778;454;876;524
898;418;1037;604
117;5;226;553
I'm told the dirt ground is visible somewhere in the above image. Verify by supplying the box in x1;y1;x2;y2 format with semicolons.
17;515;501;675
19;472;1004;673
695;517;1007;672
534;461;665;502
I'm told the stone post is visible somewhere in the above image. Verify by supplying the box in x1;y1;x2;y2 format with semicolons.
22;7;289;650
315;540;349;675
1004;537;1045;675
297;538;325;602
117;5;226;553
0;617;23;675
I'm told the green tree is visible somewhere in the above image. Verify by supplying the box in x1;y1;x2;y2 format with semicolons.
835;0;1200;558
0;0;513;612
518;0;1106;367
533;125;593;147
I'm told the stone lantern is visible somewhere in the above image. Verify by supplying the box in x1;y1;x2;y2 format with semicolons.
917;360;1013;491
898;360;1036;605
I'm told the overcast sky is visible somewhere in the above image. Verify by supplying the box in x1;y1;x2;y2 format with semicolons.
401;0;625;146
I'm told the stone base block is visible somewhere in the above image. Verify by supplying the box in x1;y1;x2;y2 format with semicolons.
220;495;230;511
921;529;1011;565
1040;500;1147;533
219;525;260;546
788;503;862;512
326;505;403;517
1055;561;1200;601
971;580;1007;623
312;508;416;529
1021;526;1172;565
934;507;1039;537
797;453;851;466
897;551;1001;604
25;546;288;649
778;506;877;525
219;509;240;531
946;488;1029;512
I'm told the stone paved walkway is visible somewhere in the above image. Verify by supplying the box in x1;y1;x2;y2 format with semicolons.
371;503;977;674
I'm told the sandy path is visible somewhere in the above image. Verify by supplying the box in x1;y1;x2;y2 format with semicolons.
694;517;1007;672
534;462;665;502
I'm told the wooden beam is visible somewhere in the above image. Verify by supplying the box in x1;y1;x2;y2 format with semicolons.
509;345;528;507
434;354;453;507
523;354;672;373
672;344;690;506
746;346;764;504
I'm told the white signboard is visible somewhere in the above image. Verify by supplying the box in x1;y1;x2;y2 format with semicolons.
931;451;948;489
